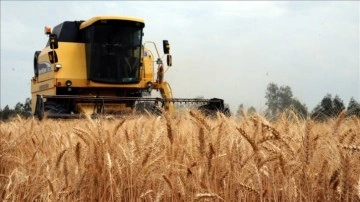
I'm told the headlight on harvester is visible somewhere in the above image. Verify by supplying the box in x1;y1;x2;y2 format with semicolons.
146;82;152;88
146;82;153;92
55;64;62;71
66;80;72;92
66;80;72;87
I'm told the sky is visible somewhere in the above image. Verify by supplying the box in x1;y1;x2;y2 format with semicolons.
1;1;359;113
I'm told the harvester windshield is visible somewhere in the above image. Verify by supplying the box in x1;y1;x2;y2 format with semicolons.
83;20;144;84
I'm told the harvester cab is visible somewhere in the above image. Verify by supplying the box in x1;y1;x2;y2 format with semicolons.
31;16;230;119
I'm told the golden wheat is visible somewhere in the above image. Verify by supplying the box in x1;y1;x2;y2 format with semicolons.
0;111;359;201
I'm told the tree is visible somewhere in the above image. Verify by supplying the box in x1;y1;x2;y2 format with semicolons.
247;106;256;115
265;82;307;119
278;85;293;110
14;102;24;113
347;97;360;117
321;94;333;117
311;94;345;121
290;98;308;118
236;104;244;117
265;83;280;117
14;98;32;118
1;105;13;120
333;95;345;116
24;98;32;112
0;98;32;120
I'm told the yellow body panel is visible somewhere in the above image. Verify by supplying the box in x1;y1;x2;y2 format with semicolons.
52;43;87;79
31;79;55;93
30;15;177;115
80;16;144;29
38;71;54;82
143;48;155;81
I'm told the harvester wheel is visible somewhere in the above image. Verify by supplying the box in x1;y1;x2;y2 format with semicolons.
34;95;44;120
35;107;44;121
135;102;162;116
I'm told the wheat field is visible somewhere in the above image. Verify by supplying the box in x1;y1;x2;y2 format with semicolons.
1;110;359;202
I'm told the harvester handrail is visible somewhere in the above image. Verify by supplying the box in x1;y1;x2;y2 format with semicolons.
143;41;161;60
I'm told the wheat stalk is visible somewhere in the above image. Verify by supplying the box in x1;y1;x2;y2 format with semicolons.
332;110;346;136
207;143;215;173
236;127;258;152
55;149;67;168
340;153;351;201
106;152;113;201
198;127;206;157
189;110;211;130
357;177;360;200
261;123;280;137
162;174;173;190
338;144;360;152
237;182;261;200
1;111;359;201
140;190;154;199
73;127;91;146
164;112;174;145
194;193;225;201
74;142;81;165
339;128;353;143
47;177;55;194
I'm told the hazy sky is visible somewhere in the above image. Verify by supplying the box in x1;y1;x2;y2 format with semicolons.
1;1;359;113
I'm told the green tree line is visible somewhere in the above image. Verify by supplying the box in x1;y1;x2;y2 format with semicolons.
0;98;32;121
237;82;360;121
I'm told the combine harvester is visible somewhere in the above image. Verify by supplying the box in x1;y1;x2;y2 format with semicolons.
31;15;230;119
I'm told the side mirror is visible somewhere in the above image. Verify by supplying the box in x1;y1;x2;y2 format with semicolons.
167;55;172;66
48;51;58;64
163;40;170;54
49;34;58;49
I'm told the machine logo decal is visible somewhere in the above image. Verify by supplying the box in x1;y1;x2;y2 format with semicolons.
38;62;52;74
39;83;49;90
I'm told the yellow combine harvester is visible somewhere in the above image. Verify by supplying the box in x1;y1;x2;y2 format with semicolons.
31;15;230;119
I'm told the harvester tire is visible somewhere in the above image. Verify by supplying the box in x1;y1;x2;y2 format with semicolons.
34;95;44;120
